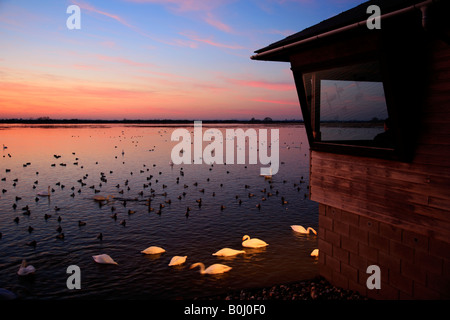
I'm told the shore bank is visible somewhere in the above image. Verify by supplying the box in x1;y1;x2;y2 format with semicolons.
198;276;368;300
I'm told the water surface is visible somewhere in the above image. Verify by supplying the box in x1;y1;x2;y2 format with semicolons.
0;123;319;299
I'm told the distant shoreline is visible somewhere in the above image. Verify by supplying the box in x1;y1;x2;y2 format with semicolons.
0;119;303;125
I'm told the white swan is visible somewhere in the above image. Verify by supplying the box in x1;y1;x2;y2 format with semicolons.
17;260;36;276
310;249;319;257
242;235;268;248
168;256;187;266
291;225;317;235
212;248;245;257
93;195;113;202
141;246;166;255
190;262;231;275
37;186;50;197
92;254;118;265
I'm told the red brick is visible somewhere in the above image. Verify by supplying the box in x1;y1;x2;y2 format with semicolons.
390;240;414;262
414;250;443;275
389;270;413;296
333;246;349;264
341;262;358;283
367;281;399;300
429;237;450;260
402;230;429;252
319;215;333;231
318;227;326;240
332;270;349;290
341;235;358;254
379;222;402;242
399;290;414;300
319;203;326;216
319;261;333;281
325;229;340;246
426;272;450;298
325;255;340;272
327;206;342;220
334;220;349;237
341;210;359;226
318;250;326;265
444;259;450;278
349;225;368;244
318;238;332;256
378;250;401;274
349;252;368;271
401;260;426;285
413;282;441;299
369;232;389;253
359;216;379;233
359;242;378;261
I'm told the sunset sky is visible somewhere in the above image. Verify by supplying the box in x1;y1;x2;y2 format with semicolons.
0;0;367;120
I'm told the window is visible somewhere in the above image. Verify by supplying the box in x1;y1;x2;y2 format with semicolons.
297;60;397;156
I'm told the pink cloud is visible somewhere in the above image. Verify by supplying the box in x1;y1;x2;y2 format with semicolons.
124;0;230;12
94;54;153;67
250;98;298;106
100;40;116;48
71;1;133;28
73;64;100;70
226;78;295;91
204;12;232;33
180;31;244;49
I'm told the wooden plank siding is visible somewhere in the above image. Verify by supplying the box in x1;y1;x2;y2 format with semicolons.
310;38;450;298
310;36;450;240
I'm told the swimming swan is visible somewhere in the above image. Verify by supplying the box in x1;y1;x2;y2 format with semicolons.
212;248;245;257
291;225;317;235
92;254;118;265
37;186;50;197
141;246;166;255
190;262;231;274
17;260;36;276
168;256;187;266
93;195;113;202
242;235;268;248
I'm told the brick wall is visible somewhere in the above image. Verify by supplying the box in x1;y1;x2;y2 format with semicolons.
318;204;450;299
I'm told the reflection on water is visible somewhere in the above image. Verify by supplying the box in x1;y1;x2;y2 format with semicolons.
0;123;319;299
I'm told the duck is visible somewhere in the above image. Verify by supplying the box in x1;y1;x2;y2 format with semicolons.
141;246;165;255
242;235;268;248
290;225;317;235
17;260;36;276
26;240;37;247
212;248;245;257
92;254;118;265
190;262;231;275
168;256;187;266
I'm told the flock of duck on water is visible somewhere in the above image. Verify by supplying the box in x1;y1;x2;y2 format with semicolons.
1;140;318;278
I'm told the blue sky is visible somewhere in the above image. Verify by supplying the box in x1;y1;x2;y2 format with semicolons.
0;0;368;120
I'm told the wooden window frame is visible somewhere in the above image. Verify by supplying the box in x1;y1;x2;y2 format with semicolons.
292;53;410;161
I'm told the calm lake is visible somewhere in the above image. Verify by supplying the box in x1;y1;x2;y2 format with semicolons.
0;123;319;300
